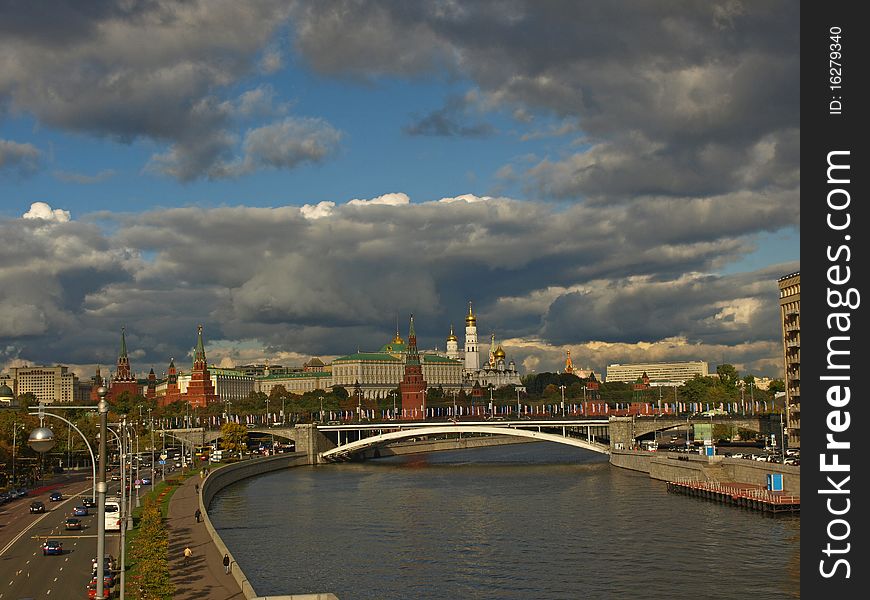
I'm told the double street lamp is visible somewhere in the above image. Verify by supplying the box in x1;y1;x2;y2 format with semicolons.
27;388;110;599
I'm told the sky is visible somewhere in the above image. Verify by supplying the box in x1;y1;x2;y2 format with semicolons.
0;0;799;382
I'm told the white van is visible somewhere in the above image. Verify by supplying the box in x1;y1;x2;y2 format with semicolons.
104;500;121;531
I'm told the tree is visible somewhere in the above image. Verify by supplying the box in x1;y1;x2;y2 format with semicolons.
768;379;786;393
680;375;717;404
220;422;248;457
129;500;174;600
716;364;739;388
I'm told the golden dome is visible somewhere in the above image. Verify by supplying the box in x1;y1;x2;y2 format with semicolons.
494;345;506;359
447;324;458;342
465;301;476;325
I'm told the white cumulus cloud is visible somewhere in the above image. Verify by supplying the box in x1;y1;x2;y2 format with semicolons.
22;202;71;223
347;192;410;206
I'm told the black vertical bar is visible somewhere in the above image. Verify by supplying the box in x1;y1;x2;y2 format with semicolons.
802;1;867;596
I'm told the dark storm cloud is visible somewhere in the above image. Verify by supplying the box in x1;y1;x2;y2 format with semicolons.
538;266;792;347
0;196;793;376
288;0;799;202
0;0;344;181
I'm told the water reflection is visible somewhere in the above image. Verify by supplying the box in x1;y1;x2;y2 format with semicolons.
210;443;799;600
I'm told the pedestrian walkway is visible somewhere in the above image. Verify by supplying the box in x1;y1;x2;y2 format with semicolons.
166;472;244;599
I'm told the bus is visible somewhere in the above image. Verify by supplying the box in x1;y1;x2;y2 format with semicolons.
104;499;121;531
194;445;211;462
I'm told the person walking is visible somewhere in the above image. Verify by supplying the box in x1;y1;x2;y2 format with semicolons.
194;508;201;523
223;553;230;574
183;546;192;564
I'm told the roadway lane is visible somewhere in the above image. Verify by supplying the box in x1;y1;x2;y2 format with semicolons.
0;480;124;600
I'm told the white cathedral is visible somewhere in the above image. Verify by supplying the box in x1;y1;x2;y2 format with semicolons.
448;302;523;389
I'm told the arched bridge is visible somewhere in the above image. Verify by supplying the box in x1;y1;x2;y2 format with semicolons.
318;420;611;462
158;414;775;464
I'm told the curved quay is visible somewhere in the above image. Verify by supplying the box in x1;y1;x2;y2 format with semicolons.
199;453;339;600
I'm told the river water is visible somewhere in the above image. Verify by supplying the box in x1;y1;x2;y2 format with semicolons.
209;443;800;599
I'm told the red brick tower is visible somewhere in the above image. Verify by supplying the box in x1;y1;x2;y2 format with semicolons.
108;327;140;401
183;324;219;408
399;315;427;419
146;368;157;400
90;365;104;402
159;357;181;407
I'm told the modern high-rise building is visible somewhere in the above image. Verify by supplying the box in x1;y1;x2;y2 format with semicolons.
778;271;800;448
0;365;78;403
605;361;708;385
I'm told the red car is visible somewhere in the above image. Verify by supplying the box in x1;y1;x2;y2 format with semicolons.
86;578;112;599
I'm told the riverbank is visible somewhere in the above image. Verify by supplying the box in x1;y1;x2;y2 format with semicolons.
198;454;339;600
609;449;800;495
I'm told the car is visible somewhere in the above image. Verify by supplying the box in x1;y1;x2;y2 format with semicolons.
42;540;63;555
49;491;63;502
92;554;117;573
110;473;121;481
86;580;111;599
29;501;46;513
90;572;116;588
141;477;151;485
82;497;97;509
73;505;89;516
65;517;82;530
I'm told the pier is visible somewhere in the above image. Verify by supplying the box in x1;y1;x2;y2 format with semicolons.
666;479;799;514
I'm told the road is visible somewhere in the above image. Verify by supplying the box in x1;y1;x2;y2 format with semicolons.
0;471;145;600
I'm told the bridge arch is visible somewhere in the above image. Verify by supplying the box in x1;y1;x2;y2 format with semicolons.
318;425;610;462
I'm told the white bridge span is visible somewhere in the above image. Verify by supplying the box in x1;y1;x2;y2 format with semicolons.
319;424;610;462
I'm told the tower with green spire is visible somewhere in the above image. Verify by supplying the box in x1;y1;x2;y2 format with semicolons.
183;324;219;408
399;314;427;419
109;326;139;401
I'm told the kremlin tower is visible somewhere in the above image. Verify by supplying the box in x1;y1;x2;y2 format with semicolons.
399;315;427;419
108;327;140;401
159;357;181;407
564;350;574;375
183;324;219;408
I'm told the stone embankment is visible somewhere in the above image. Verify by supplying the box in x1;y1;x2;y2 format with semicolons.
200;454;340;600
610;449;800;494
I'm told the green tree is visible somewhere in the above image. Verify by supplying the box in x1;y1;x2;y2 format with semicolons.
680;375;717;404
129;500;174;599
768;379;786;393
716;364;739;388
220;422;248;457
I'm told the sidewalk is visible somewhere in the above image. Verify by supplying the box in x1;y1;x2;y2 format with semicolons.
166;472;244;600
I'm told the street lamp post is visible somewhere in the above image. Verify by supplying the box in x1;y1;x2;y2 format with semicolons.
96;386;109;600
516;388;521;418
11;422;24;487
390;391;396;419
319;396;324;423
148;408;155;493
559;385;566;418
27;410;98;501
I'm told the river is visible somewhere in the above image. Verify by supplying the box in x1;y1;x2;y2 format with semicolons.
209;443;800;599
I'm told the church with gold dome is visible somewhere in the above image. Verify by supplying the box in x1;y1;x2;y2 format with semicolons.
330;302;522;400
